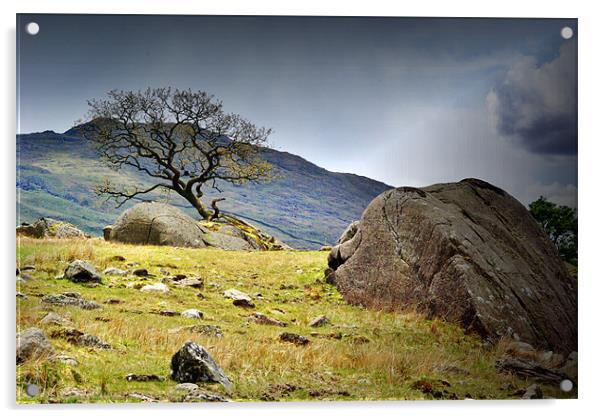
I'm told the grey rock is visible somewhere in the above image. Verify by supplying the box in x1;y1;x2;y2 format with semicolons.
176;277;203;288
110;202;207;248
248;312;286;327
181;309;203;319
224;288;252;303
280;332;310;346
169;325;223;338
55;223;85;239
184;389;230;402
327;179;577;354
40;312;67;325
133;268;149;277
41;293;101;310
175;383;199;392
54;354;78;366
103;267;127;276
16;292;27;300
17;328;54;363
140;283;169;293
103;226;112;241
63;260;101;283
170;341;232;391
522;384;543;399
308;315;329;327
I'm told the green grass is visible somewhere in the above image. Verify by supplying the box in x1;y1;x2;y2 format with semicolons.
16;238;569;403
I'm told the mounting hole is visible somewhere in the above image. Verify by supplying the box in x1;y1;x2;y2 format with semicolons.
560;379;573;392
561;26;573;40
25;22;40;36
25;383;39;397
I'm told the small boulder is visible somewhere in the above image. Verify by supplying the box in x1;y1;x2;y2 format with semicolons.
224;288;252;302
522;384;543;399
279;332;310;346
175;383;199;392
103;267;127;276
181;309;204;319
40;312;67;326
308;315;329;327
133;268;149;277
103;226;112;241
63;260;101;283
248;312;286;327
170;341;232;391
176;277;203;288
17;328;54;363
140;283;169;293
41;293;101;310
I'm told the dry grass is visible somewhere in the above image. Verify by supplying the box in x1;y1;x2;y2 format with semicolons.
16;238;562;403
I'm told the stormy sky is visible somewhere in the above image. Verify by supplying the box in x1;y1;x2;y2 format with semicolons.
16;14;577;207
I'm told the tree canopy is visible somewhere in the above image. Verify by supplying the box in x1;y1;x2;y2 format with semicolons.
529;196;577;265
81;88;273;219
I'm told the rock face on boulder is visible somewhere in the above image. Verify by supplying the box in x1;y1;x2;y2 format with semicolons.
327;179;577;354
108;202;287;251
63;260;101;283
170;341;232;391
109;202;207;248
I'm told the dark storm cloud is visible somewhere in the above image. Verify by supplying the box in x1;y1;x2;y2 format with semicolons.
487;40;577;155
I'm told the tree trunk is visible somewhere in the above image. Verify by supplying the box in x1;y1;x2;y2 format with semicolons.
180;190;212;220
210;198;226;221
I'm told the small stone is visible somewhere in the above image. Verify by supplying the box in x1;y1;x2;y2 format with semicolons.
279;332;309;346
16;292;27;300
61;387;88;397
248;312;286;327
41;293;101;310
159;310;179;317
196;293;206;299
104;298;122;304
176;278;203;288
233;299;255;308
40;312;67;326
127;392;158;403
54;355;78;366
181;309;203;319
17;328;54;363
140;283;169;293
320;246;332;251
133;268;149;277
308;315;329;327
184;389;230;402
102;226;112;241
21;265;36;271
522;384;543;399
224;288;252;302
63;260;101;283
175;383;199;392
103;267;127;276
125;373;165;382
172;274;187;281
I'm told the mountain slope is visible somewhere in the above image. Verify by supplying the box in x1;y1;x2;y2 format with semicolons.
16;130;392;248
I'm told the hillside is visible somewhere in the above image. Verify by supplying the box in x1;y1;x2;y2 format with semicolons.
16;130;392;249
16;238;571;403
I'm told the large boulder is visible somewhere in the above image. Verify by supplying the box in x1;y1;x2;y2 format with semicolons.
16;218;85;239
109;202;207;248
327;179;577;354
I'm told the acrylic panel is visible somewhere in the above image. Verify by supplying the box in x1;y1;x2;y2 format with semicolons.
16;14;578;403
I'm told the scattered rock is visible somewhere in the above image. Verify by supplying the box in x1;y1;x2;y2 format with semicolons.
60;387;88;398
17;218;85;239
41;293;101;310
50;328;112;349
175;383;199;392
127;392;159;403
522;384;543;399
169;325;223;338
104;298;122;305
176;277;203;288
159;310;179;317
103;267;127;276
279;332;309;346
181;309;204;319
17;328;54;363
327;179;577;354
308;315;329;327
495;357;569;384
21;265;36;271
40;312;68;326
55;223;86;239
140;283;169;293
63;260;101;283
224;288;253;304
54;354;78;366
16;292;27;300
170;341;232;391
133;268;149;277
183;388;230;402
125;373;165;382
320;246;332;251
233;299;255;308
248;312;286;327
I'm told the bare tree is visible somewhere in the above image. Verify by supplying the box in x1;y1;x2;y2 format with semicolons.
80;88;273;220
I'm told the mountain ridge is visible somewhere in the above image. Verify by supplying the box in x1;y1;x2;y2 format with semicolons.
16;128;392;248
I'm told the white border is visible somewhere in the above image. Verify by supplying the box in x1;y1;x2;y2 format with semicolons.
2;1;601;417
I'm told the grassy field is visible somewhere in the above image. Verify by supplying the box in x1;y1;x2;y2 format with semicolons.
16;238;567;403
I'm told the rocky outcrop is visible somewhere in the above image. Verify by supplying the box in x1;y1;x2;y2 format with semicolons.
327;179;577;354
16;218;85;239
